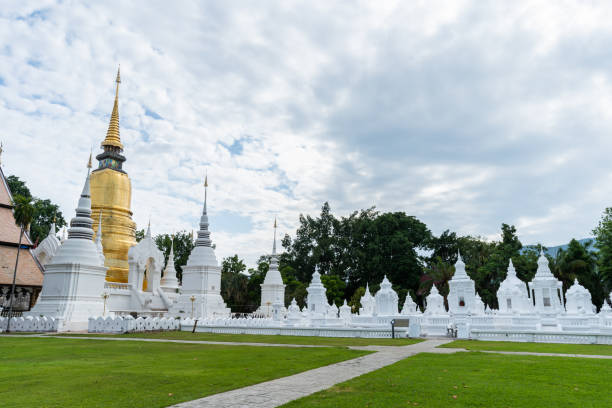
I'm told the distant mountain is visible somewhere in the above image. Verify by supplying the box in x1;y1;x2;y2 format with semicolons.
522;238;596;258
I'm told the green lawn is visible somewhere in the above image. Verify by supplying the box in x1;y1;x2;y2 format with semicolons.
57;331;422;347
442;340;612;356
283;352;611;408
0;336;368;408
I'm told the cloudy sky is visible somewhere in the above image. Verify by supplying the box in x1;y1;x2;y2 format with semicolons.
2;1;612;265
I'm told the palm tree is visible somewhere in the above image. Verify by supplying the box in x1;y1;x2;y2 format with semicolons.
418;257;455;310
6;195;34;332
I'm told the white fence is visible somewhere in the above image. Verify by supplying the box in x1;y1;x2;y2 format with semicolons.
182;318;407;338
0;316;57;332
88;316;180;333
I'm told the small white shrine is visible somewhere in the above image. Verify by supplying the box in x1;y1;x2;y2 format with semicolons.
496;259;532;314
528;251;565;315
306;267;328;317
258;219;286;317
446;252;485;317
374;276;399;316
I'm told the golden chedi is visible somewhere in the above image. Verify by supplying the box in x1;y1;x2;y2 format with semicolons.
90;67;137;282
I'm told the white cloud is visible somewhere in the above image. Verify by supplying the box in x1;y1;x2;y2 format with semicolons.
2;1;612;265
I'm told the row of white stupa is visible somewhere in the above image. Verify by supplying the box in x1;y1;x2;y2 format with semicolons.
11;163;612;341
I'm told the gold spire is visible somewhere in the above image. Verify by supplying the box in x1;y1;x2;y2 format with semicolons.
274;217;277;229
101;66;124;150
87;150;92;169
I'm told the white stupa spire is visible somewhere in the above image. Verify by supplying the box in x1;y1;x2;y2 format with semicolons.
194;173;212;248
534;249;553;278
160;237;180;289
507;258;517;277
49;222;56;237
68;162;94;241
272;217;277;255
452;250;469;279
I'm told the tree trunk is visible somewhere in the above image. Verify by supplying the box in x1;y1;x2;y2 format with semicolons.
5;227;24;333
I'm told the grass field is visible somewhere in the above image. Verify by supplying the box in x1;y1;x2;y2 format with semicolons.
56;331;422;347
283;351;612;407
442;339;612;356
0;336;368;408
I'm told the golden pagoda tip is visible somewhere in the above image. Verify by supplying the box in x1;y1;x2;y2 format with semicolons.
274;217;277;229
116;65;121;84
204;170;208;188
87;150;92;169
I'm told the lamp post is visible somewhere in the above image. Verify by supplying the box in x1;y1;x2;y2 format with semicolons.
190;295;196;319
101;292;109;316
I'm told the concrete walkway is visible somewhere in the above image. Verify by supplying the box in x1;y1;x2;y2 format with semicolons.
170;339;455;408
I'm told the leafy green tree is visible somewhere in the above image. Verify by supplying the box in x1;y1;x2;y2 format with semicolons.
321;274;346;306
548;239;603;309
418;257;454;309
135;229;145;242
6;175;31;199
154;231;194;283
6;175;66;243
221;255;249;312
30;199;66;244
348;287;365;313
593;207;612;295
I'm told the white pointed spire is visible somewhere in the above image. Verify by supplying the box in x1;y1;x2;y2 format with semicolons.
507;258;517;277
194;173;212;248
452;250;469;280
272;217;277;255
49;222;56;237
68;161;94;241
145;219;151;238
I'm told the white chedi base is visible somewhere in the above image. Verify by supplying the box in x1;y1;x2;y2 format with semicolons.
27;232;107;330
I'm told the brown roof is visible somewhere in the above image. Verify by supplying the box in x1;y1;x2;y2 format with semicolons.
0;167;32;246
0;167;11;206
0;246;43;286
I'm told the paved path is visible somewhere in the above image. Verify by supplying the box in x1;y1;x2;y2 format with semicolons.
170;339;455;408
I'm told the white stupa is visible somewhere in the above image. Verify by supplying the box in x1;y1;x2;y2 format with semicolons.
258;218;286;316
497;259;532;314
448;251;481;315
528;251;564;314
27;160;107;331
359;283;375;316
401;293;419;315
169;175;230;318
160;238;180;292
374;276;399;316
33;221;61;266
306;266;328;317
565;279;595;315
424;285;447;315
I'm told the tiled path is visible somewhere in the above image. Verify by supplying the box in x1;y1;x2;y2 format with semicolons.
170;339;456;408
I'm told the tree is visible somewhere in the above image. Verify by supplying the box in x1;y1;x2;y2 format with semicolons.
321;274;346;306
6;175;66;244
348;286;365;313
548;239;603;309
593;207;612;295
135;229;145;242
154;231;194;283
221;255;249;312
30;199;66;244
6;175;31;200
6;195;34;332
